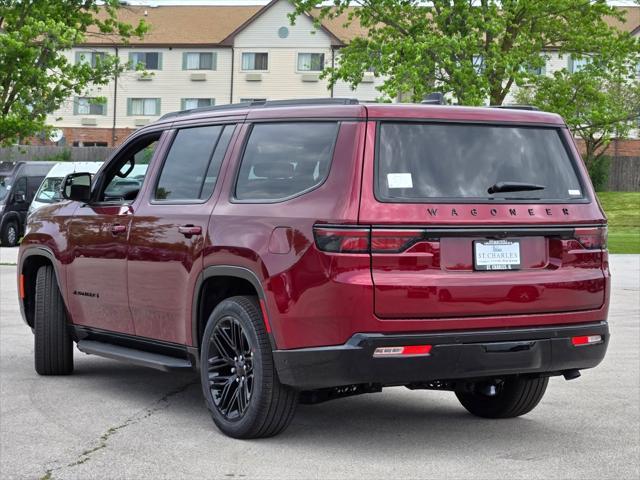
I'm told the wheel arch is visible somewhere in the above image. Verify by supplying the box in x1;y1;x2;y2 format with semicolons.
19;248;65;328
192;265;271;350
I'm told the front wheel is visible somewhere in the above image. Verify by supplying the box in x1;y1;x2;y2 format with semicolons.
1;220;19;247
455;376;548;418
200;296;298;438
34;265;74;375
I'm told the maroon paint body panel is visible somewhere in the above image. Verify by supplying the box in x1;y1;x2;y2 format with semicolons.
17;102;610;358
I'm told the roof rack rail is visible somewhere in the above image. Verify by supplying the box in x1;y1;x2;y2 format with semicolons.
159;98;359;121
491;104;540;111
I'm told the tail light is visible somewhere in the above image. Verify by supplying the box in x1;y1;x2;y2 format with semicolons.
370;229;425;253
573;226;607;250
313;226;370;253
314;225;429;254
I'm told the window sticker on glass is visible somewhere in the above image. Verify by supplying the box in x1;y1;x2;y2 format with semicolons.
568;189;581;196
387;173;413;189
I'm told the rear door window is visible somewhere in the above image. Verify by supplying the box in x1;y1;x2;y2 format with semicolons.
376;123;583;202
154;124;234;202
235;122;338;201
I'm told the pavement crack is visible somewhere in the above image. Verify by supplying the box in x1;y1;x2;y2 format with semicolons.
40;380;197;479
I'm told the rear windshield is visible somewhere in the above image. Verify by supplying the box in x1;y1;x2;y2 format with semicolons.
376;123;583;202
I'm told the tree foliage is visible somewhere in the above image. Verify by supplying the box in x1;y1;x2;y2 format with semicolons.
290;0;639;105
516;64;640;187
0;0;148;145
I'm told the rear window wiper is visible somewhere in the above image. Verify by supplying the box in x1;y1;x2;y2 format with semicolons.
487;181;545;194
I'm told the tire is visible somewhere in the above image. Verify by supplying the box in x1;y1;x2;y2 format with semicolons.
200;296;298;439
1;220;19;247
34;265;74;375
455;376;548;419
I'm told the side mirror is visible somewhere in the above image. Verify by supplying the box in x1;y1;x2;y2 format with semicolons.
62;172;92;203
14;191;26;203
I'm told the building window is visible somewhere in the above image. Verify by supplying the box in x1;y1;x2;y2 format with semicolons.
183;52;215;70
75;97;107;116
182;98;215;110
472;55;484;74
240;98;266;103
242;52;268;71
128;98;161;116
129;52;162;70
76;51;106;67
297;53;325;72
569;56;591;73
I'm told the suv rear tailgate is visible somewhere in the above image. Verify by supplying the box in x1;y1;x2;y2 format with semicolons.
359;119;608;322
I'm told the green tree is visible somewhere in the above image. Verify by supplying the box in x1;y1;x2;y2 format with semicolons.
516;65;640;190
290;0;639;105
0;0;148;145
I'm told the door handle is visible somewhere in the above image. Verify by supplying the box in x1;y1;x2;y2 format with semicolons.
111;224;127;235
178;225;202;237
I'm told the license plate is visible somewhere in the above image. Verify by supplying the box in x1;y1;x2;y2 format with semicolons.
474;240;521;271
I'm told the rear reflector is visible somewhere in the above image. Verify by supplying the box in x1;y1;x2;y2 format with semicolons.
571;335;603;346
19;274;25;299
573;226;607;250
373;345;432;357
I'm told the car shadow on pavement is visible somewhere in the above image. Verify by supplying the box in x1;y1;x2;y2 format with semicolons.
68;355;575;458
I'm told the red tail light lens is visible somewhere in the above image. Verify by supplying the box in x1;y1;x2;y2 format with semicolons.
573;226;607;250
314;226;370;253
370;229;425;253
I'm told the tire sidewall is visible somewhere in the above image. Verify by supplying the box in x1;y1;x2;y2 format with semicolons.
200;298;267;438
2;221;18;247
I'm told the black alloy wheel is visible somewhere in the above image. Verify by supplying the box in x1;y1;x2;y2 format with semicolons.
207;316;254;420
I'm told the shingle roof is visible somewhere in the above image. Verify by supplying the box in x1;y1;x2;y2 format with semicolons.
83;3;638;47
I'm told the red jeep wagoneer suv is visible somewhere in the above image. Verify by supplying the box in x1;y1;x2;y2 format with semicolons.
18;99;610;438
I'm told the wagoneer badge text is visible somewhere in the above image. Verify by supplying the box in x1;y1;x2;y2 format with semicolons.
427;207;571;217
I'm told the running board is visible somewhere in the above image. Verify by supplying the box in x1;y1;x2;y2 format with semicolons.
76;340;193;372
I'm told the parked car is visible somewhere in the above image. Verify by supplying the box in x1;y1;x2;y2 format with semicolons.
29;162;104;214
0;161;54;246
17;99;610;439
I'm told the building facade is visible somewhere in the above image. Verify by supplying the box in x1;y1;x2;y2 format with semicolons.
46;0;639;146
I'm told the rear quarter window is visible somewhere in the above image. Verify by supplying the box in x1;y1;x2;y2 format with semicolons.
234;122;339;202
376;122;584;202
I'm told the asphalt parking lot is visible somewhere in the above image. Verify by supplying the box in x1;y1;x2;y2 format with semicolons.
0;252;638;480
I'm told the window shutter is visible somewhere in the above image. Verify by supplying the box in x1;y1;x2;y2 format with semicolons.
211;53;217;71
75;52;82;64
101;100;108;116
210;98;216;106
568;56;573;73
157;53;163;70
127;98;133;116
182;52;188;70
128;52;135;70
73;97;79;115
155;98;161;116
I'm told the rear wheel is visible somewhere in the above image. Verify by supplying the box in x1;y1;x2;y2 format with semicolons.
1;220;18;247
34;265;74;375
200;296;298;438
456;376;548;418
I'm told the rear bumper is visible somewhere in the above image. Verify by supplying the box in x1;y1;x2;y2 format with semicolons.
273;322;609;390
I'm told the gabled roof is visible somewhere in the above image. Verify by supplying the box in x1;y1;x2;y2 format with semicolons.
220;0;344;46
81;2;638;47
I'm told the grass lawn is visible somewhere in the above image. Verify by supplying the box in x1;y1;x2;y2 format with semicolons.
596;192;640;254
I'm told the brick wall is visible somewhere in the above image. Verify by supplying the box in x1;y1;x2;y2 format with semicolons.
574;138;640;158
61;127;135;147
